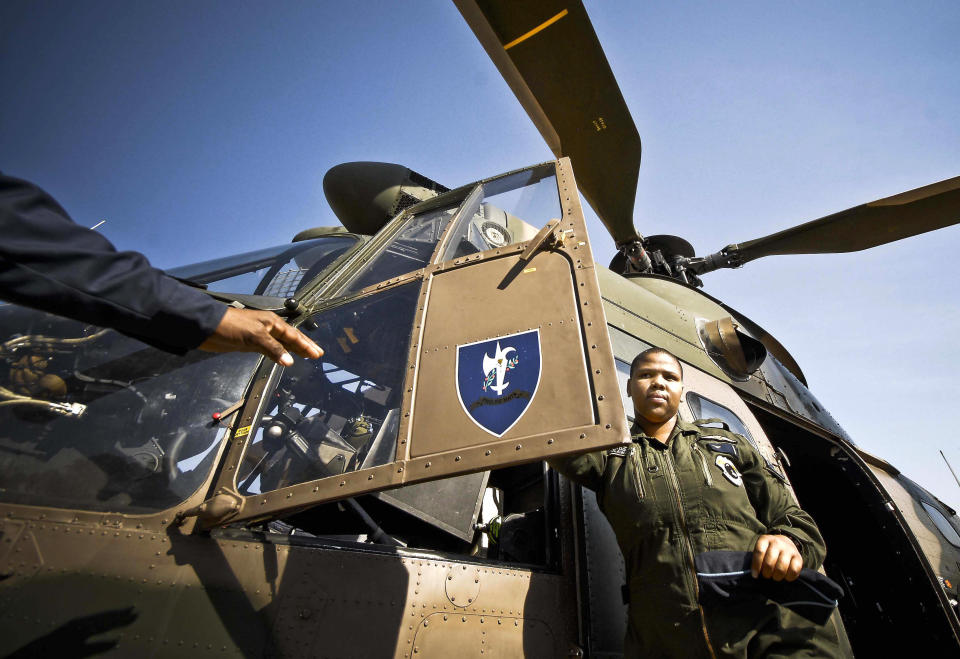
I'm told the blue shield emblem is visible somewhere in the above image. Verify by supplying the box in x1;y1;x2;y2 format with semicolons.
456;329;541;437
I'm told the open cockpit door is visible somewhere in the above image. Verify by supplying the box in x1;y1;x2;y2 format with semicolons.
200;159;627;527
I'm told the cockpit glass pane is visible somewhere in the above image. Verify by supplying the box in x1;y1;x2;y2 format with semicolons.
440;165;560;261
685;391;759;451
341;203;459;294
921;501;960;548
237;283;419;494
0;305;260;513
167;237;357;296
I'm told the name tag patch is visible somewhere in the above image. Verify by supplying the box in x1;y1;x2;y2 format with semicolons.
705;442;738;460
608;445;632;458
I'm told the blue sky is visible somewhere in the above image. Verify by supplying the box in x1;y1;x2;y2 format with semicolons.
2;0;959;508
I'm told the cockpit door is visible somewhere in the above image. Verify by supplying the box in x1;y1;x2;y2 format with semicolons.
204;158;627;527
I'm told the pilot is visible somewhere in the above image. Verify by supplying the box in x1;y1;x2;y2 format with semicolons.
549;347;852;658
0;173;321;366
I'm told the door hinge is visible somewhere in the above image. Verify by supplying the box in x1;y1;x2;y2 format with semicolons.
174;488;245;527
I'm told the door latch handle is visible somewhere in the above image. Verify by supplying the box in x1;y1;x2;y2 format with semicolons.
519;219;563;262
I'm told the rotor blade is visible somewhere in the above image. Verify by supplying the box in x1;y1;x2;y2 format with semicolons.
454;0;642;245
730;176;960;264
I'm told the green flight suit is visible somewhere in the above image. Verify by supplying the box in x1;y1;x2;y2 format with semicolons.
550;418;852;658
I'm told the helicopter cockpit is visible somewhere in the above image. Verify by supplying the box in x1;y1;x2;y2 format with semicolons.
0;237;357;513
222;163;571;555
0;162;597;566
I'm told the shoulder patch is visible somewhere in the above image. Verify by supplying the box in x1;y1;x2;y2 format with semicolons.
715;455;743;487
607;445;632;458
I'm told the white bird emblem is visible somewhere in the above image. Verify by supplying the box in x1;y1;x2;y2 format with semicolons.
481;342;517;395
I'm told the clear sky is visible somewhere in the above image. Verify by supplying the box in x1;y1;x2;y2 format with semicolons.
2;1;958;508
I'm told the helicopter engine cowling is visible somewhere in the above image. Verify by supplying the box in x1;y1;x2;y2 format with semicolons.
323;162;449;235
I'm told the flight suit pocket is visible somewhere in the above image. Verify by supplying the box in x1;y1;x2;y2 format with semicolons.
692;445;713;486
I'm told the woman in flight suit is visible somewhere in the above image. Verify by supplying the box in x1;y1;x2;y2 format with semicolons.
550;347;852;658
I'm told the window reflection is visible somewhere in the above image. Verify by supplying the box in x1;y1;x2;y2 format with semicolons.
441;166;560;262
685;391;760;451
342;204;458;294
238;283;419;493
921;501;960;548
168;237;357;296
0;305;260;512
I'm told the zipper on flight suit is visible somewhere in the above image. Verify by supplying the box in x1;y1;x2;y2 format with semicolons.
665;447;718;659
692;445;712;486
630;447;645;500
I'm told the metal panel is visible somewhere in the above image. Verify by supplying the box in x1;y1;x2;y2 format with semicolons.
205;159;627;526
373;470;489;542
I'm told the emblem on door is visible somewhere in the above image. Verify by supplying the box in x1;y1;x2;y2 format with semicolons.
456;329;541;436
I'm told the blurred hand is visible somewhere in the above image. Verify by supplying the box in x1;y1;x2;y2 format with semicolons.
198;307;322;366
752;534;803;582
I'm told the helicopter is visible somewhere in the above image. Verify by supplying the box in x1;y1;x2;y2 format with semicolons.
2;0;960;657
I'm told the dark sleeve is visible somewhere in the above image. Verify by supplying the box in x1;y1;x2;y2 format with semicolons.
0;174;226;354
739;439;827;570
547;450;607;492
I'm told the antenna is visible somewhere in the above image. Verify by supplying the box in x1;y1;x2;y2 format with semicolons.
940;450;960;490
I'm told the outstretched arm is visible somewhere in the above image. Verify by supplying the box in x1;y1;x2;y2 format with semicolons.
0;173;321;365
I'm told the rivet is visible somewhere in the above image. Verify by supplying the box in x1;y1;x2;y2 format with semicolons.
598;395;604;401
605;424;612;429
547;438;554;445
485;450;491;456
455;456;461;462
425;462;431;468
580;433;586;439
515;444;522;451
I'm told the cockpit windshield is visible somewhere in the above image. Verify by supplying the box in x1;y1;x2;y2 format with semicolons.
339;163;560;295
0;303;260;513
439;165;559;262
168;236;357;296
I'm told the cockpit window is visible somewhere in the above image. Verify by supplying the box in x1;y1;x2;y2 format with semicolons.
685;391;760;451
920;501;960;548
340;203;459;295
236;283;419;494
440;165;559;262
168;237;357;296
0;305;260;513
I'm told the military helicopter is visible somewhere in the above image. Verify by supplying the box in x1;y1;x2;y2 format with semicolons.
2;1;960;657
